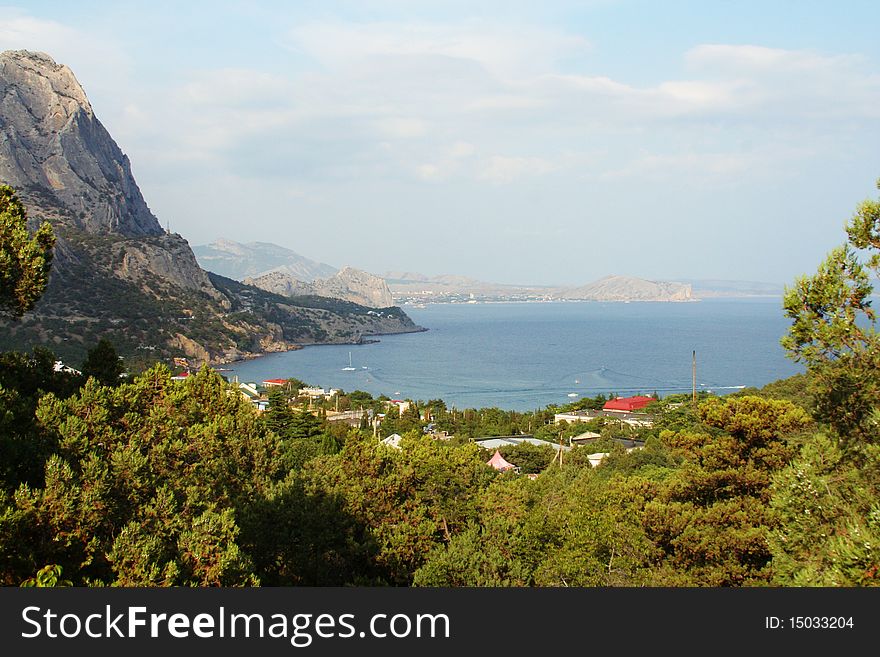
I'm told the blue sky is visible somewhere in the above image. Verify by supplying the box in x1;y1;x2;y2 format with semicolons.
2;1;879;285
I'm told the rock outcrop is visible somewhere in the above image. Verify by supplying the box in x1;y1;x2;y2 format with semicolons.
245;266;395;308
0;50;422;366
561;275;692;302
0;50;163;237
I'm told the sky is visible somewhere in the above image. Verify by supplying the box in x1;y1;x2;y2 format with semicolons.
1;0;879;286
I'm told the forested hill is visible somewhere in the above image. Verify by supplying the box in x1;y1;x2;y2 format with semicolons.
0;50;421;365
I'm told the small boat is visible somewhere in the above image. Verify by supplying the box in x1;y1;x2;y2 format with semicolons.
567;393;578;398
342;352;356;371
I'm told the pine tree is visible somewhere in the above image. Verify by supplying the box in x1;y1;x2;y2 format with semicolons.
0;185;55;317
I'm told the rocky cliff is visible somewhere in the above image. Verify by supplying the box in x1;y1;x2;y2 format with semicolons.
0;50;422;365
561;275;692;302
245;266;395;308
0;50;163;237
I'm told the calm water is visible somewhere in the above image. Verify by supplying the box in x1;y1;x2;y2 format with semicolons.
225;299;802;411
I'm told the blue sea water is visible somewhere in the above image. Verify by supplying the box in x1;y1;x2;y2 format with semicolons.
224;299;802;411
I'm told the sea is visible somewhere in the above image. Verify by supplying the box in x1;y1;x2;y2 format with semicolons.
223;299;803;412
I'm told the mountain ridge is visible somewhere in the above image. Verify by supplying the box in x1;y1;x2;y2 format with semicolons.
0;50;422;366
193;239;337;282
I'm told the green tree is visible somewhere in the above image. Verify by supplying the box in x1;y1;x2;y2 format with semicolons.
497;442;555;474
305;434;494;584
0;366;280;586
0;185;55;317
80;338;125;386
781;178;880;446
769;434;880;585
265;387;295;437
642;396;811;585
769;178;880;585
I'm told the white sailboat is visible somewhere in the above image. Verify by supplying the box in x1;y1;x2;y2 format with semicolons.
342;352;356;371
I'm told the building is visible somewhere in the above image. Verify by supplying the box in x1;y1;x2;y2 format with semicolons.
53;361;82;376
262;378;290;388
388;399;411;415
569;430;602;446
554;409;654;429
475;436;571;453
603;395;655;413
327;409;372;427
381;433;403;449
299;387;326;398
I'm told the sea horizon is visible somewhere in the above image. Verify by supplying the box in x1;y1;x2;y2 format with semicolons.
224;298;801;411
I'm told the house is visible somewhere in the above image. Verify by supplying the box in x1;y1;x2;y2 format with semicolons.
486;450;518;473
238;382;261;400
554;408;654;429
381;433;403;449
237;382;268;412
475;436;571;453
262;378;289;388
572;434;646;450
53;361;82;376
585;445;643;468
388;399;411;414
603;395;654;413
569;430;602;446
327;409;373;427
554;410;596;424
299;387;327;398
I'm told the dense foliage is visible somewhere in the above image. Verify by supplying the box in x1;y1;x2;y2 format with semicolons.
0;185;54;317
1;181;879;587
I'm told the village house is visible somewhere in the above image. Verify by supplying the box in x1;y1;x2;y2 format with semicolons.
603;395;655;413
475;435;571;454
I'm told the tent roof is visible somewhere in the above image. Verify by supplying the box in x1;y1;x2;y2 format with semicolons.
487;450;516;471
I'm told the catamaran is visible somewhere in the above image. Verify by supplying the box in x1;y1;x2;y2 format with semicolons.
342;352;356;371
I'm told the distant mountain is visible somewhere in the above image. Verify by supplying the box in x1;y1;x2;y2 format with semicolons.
684;279;784;297
0;50;422;365
193;239;337;281
245;266;395;308
386;271;786;303
560;275;692;302
386;271;692;302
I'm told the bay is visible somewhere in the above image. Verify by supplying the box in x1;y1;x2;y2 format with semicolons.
225;299;802;411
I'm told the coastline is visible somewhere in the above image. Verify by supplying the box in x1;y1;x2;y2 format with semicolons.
217;325;429;368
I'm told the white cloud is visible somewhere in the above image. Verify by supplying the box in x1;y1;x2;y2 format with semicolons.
287;20;589;79
477;155;556;184
373;117;429;139
0;10;131;101
1;8;877;283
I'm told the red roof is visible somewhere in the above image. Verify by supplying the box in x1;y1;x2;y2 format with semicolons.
262;378;288;385
603;395;654;412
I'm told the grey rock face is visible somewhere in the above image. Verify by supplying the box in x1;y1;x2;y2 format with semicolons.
245;266;395;308
561;275;692;302
0;50;422;366
318;266;395;308
0;50;163;237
